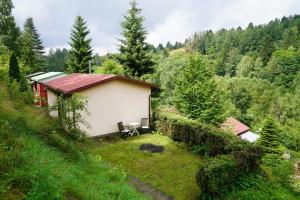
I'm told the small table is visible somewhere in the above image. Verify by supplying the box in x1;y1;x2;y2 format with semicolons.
128;122;140;136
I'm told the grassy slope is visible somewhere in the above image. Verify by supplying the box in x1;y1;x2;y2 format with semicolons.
91;134;201;200
0;86;147;200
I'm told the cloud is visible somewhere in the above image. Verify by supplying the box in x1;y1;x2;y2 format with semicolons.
147;0;300;46
11;0;300;55
147;10;195;45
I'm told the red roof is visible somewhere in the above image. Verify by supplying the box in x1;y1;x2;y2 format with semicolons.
221;117;250;136
42;73;156;95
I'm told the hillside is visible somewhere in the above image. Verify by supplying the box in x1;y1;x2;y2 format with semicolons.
0;84;146;200
148;14;300;145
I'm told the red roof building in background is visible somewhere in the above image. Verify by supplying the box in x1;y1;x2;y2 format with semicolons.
221;117;250;136
42;73;156;95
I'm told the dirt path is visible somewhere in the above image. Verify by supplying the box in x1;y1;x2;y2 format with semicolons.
128;176;174;200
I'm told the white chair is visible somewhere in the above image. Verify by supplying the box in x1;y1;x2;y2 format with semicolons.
140;118;150;132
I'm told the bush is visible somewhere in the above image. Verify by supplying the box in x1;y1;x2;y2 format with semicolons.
196;155;236;199
197;147;263;199
50;94;89;140
233;145;263;173
262;153;296;189
94;59;124;75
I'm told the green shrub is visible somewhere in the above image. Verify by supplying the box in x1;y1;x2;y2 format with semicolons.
196;155;237;199
233;145;263;173
262;153;296;189
94;59;124;75
196;147;263;199
50;93;89;140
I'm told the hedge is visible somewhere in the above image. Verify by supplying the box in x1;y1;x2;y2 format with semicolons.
156;108;249;156
196;146;262;199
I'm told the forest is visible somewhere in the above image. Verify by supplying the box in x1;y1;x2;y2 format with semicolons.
1;0;300;199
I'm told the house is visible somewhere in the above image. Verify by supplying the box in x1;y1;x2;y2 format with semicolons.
42;73;156;137
30;72;66;106
221;117;259;142
26;72;45;83
221;117;250;136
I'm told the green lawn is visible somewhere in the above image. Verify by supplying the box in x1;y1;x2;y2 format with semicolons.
91;133;201;200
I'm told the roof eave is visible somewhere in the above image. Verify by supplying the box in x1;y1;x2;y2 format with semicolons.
43;75;158;95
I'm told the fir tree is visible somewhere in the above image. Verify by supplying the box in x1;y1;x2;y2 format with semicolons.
68;16;93;73
282;26;299;49
20;17;44;72
8;51;20;81
157;43;164;51
24;17;44;54
0;0;20;54
118;0;154;77
166;41;173;50
259;118;280;148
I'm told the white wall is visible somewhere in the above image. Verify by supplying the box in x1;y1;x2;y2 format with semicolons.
47;89;58;117
47;80;151;137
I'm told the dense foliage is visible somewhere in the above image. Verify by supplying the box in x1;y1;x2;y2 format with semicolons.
174;55;225;124
0;0;20;55
94;59;125;75
44;48;69;72
147;16;300;151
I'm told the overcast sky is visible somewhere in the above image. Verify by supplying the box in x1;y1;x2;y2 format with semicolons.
12;0;300;55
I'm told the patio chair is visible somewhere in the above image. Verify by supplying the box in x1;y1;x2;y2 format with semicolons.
140;118;150;133
117;122;132;136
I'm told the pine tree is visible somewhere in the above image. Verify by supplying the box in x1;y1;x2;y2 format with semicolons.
259;34;274;65
68;16;93;73
0;0;20;54
20;17;45;72
21;25;36;71
259;118;280;148
157;43;164;51
118;0;154;77
8;51;20;81
282;26;299;49
24;17;44;54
